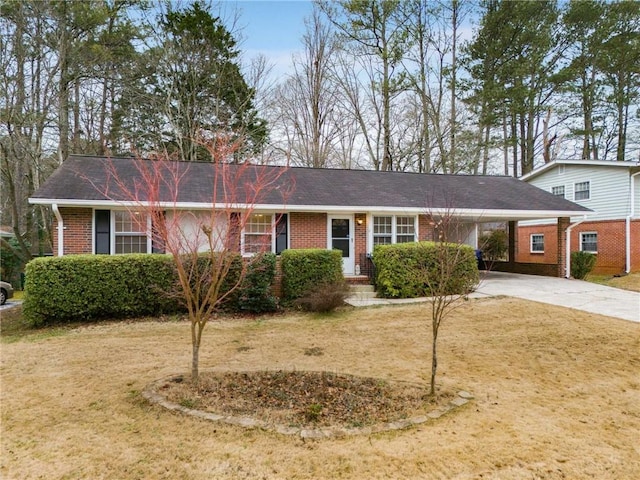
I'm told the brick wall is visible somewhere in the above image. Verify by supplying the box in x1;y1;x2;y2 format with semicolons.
354;213;367;274
418;215;435;241
55;208;93;255
517;219;640;275
289;212;327;249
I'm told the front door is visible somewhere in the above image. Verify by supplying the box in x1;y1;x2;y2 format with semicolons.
328;215;354;275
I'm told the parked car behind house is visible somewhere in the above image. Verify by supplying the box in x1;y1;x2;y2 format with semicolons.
1;280;14;305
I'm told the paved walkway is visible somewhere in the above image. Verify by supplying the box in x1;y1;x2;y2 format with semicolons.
346;272;640;323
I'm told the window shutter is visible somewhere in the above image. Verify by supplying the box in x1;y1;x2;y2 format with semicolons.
95;210;110;254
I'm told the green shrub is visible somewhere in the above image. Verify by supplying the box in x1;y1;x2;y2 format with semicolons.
23;254;179;326
1;237;26;286
281;249;344;302
293;280;350;313
237;253;278;313
23;251;279;326
571;251;597;280
373;241;479;299
479;229;508;262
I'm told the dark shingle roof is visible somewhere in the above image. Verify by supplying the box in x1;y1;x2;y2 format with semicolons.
31;155;590;216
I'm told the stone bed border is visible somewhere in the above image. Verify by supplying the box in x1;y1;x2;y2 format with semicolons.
142;374;474;439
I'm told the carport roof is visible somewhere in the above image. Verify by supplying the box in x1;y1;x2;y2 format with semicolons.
30;155;591;221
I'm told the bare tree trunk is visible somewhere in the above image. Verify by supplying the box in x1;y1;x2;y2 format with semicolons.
449;0;458;173
58;5;70;165
430;326;438;396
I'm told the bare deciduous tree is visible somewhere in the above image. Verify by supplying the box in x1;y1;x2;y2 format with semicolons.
421;209;479;395
96;137;289;382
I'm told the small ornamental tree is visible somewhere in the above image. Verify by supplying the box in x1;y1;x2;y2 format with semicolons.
422;211;480;396
92;136;289;382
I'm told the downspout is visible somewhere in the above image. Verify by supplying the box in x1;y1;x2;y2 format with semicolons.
565;216;588;279
52;204;64;257
626;171;640;273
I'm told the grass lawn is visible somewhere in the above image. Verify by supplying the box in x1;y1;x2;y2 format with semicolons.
587;272;640;292
1;298;639;479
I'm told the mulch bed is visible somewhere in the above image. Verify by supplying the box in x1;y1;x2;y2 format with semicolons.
161;371;451;428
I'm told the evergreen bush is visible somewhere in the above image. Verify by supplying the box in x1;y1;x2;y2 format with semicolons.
281;249;344;303
373;241;479;298
571;251;597;279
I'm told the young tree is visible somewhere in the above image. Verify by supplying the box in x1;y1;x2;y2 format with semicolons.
420;210;479;395
95;138;289;382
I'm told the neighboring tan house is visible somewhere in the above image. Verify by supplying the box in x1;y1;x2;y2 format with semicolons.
29;155;590;279
518;159;640;275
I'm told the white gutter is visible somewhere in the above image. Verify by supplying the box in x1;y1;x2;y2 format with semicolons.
29;198;588;221
626;171;640;273
51;204;64;257
565;215;588;278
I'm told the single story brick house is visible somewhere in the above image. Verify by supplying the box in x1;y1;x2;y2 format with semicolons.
518;160;640;275
30;155;590;279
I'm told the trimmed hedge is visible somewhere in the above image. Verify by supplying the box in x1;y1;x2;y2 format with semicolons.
23;254;178;326
373;242;479;298
23;252;278;326
237;253;278;313
281;249;344;302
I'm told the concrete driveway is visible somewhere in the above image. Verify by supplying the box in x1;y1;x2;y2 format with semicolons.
474;271;640;323
347;272;640;323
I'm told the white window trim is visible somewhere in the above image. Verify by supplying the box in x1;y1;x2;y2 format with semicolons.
241;213;274;257
530;233;545;253
551;185;565;198
579;231;598;254
111;210;152;255
369;214;419;249
240;212;289;256
574;180;591;201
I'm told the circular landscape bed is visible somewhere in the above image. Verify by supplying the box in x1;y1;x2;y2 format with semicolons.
144;370;473;438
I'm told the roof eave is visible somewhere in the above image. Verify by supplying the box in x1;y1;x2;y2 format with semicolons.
29;198;591;220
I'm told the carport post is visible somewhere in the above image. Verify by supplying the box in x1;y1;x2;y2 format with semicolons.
557;217;570;278
508;221;517;266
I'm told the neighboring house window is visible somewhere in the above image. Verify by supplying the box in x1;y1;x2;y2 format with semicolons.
574;181;590;201
242;213;288;255
580;232;598;253
530;234;544;253
243;213;273;254
114;210;148;254
373;216;416;245
552;186;565;198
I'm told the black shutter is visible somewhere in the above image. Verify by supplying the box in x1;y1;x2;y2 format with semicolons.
152;211;166;254
275;214;288;255
95;210;110;254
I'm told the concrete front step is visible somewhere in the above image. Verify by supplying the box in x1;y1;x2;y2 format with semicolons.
346;284;377;301
349;284;375;293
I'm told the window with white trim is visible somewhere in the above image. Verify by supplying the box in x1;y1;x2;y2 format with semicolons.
580;232;598;253
396;216;416;243
373;216;416;245
243;214;273;254
552;185;565;198
530;234;544;253
114;210;149;254
373;216;393;245
574;181;590;201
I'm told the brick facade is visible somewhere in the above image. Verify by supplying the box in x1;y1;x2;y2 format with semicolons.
55;208;93;255
517;219;640;275
289;212;327;249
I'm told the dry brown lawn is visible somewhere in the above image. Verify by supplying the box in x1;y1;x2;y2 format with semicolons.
2;297;640;479
589;272;640;292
